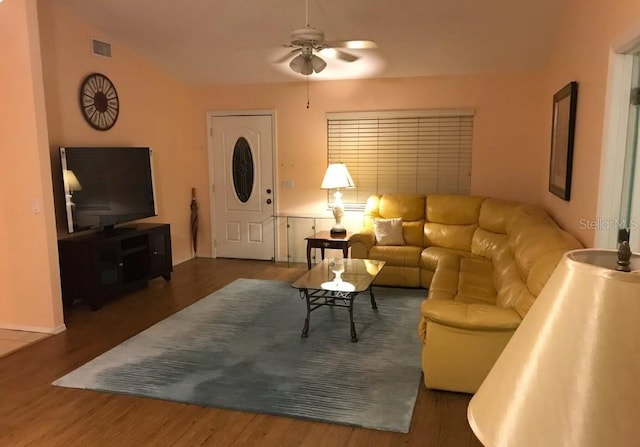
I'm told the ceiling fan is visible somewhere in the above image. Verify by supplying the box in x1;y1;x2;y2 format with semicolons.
277;0;377;76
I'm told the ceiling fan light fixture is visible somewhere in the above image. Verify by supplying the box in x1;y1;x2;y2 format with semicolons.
289;54;309;74
311;55;327;73
300;61;313;75
289;53;326;75
279;0;376;77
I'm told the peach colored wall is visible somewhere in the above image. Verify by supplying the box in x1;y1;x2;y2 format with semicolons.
192;73;549;256
540;0;640;246
0;0;64;332
38;1;200;265
3;0;622;332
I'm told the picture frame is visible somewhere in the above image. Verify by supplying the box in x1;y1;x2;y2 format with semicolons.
548;81;578;201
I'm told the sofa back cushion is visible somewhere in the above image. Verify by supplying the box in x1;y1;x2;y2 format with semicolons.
472;229;506;259
526;248;574;296
493;206;582;318
492;242;536;318
423;195;484;251
363;194;425;247
479;198;521;233
426;195;485;224
471;199;520;259
507;207;582;282
424;223;478;251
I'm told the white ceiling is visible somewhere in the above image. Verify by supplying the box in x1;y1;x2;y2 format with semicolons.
56;0;561;86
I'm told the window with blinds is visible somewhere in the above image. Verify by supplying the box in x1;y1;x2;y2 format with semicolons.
326;110;474;207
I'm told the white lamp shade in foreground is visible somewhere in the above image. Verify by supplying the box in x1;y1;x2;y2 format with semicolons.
468;249;640;447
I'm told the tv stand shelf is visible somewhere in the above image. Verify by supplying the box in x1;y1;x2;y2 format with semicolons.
58;223;172;310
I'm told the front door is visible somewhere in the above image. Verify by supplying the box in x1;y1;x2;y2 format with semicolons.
210;114;275;260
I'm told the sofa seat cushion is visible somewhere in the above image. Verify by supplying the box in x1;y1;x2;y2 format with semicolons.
368;245;422;267
427;254;496;304
457;258;497;304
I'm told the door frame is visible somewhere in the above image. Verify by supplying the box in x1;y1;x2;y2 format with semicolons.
206;110;279;259
596;23;640;249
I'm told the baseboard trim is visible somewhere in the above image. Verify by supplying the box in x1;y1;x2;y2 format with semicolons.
0;323;67;334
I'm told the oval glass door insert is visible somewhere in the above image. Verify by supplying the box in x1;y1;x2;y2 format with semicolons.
232;137;254;203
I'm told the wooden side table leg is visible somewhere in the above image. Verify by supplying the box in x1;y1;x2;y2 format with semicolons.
306;241;312;270
342;245;349;259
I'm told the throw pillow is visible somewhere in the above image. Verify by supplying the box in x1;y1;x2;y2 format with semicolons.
374;218;405;246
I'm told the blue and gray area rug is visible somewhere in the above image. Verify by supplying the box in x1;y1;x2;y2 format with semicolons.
54;278;424;433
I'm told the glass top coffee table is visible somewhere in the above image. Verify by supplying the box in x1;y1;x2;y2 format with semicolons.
291;258;385;342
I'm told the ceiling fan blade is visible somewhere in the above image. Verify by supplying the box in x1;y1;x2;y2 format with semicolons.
324;40;378;50
275;48;300;64
319;48;359;63
332;49;359;63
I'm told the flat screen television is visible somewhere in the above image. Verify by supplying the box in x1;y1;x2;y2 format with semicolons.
60;147;157;234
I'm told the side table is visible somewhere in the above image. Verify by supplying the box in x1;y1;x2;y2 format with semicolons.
305;231;351;270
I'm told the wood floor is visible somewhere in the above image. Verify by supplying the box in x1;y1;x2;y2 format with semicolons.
0;258;483;447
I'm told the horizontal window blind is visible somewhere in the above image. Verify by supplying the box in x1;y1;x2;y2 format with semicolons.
327;110;474;207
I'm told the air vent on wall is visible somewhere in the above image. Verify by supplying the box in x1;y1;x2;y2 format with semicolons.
91;39;112;58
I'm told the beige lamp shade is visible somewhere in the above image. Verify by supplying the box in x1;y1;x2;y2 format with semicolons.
468;248;640;447
320;163;355;190
63;169;82;192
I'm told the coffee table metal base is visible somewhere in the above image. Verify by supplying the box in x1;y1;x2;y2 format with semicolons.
298;287;378;342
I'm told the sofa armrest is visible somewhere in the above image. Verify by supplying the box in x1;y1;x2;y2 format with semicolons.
349;230;376;258
420;300;521;332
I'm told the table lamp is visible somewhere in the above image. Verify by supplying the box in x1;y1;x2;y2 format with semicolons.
63;169;82;205
467;248;640;447
320;163;355;237
63;169;83;233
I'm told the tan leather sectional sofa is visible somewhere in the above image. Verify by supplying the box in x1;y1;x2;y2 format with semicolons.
350;193;582;393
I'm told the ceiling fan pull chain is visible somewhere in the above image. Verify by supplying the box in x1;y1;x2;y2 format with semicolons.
306;75;310;108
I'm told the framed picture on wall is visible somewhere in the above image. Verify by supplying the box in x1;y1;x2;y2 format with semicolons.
548;81;578;201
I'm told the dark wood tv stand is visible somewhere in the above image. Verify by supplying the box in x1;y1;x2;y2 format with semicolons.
58;223;172;310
